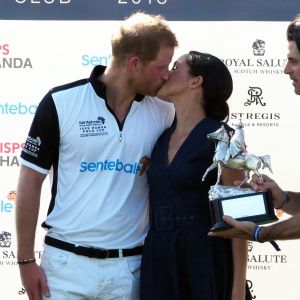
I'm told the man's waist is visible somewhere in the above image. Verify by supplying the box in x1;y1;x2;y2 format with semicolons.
43;209;148;248
44;235;143;259
45;229;147;249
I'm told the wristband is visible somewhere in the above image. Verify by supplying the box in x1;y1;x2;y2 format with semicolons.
252;226;263;242
17;258;36;265
252;226;281;251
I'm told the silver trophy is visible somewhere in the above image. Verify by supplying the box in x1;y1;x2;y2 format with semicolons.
202;120;278;231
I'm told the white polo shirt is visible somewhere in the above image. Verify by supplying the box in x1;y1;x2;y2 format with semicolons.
20;65;175;249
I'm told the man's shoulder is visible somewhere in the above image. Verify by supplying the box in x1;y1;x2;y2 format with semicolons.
50;78;89;95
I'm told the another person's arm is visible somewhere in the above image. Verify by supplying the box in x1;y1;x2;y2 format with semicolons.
259;212;300;241
209;173;300;242
221;168;248;300
249;174;300;216
16;166;50;300
209;213;300;242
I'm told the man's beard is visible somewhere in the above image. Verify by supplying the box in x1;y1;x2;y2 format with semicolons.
130;80;162;96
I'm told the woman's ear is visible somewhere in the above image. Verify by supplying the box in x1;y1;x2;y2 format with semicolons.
191;75;203;89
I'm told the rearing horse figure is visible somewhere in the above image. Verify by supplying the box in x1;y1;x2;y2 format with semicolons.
202;125;272;186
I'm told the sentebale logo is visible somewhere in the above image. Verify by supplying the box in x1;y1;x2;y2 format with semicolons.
80;159;141;175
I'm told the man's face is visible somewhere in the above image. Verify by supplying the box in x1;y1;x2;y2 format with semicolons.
135;46;174;96
284;41;300;95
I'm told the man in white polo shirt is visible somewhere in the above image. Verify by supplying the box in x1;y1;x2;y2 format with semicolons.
16;12;178;300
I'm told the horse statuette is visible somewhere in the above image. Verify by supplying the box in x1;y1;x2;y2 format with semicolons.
202;120;272;193
202;120;278;232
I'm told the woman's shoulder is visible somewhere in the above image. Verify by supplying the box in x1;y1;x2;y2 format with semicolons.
201;117;233;133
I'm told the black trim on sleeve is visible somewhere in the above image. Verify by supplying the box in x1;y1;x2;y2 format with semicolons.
21;93;60;171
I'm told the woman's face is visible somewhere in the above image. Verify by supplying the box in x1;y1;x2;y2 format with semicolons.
156;54;192;101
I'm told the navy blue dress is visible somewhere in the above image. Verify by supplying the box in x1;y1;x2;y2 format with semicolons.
140;117;250;300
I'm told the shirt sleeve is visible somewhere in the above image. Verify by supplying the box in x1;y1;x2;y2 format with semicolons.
20;92;60;174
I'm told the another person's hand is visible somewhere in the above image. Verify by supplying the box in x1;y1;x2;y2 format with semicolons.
235;174;285;209
19;263;50;300
208;215;256;240
233;174;264;191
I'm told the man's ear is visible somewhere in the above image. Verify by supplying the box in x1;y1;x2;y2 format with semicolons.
128;56;141;71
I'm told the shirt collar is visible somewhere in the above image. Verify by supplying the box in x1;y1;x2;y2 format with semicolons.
89;65;145;102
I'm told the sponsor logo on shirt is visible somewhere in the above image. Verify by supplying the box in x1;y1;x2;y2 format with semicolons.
80;159;141;175
22;136;41;158
79;116;108;137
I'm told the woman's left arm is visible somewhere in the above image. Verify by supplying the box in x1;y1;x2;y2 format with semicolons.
231;238;248;300
221;167;248;300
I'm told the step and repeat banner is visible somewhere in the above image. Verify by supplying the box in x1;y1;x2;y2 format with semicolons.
1;1;300;299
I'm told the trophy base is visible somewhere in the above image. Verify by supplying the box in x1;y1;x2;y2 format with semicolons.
209;187;278;232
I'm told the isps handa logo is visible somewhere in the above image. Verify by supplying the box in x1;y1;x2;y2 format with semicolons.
0;142;24;168
230;86;281;128
0;43;32;69
222;38;286;75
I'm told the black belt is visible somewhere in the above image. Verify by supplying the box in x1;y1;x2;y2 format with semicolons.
44;236;143;259
151;206;209;231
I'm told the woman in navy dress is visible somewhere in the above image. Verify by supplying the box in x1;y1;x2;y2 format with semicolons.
140;51;251;300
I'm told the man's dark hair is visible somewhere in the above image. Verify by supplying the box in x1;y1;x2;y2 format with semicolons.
287;14;300;52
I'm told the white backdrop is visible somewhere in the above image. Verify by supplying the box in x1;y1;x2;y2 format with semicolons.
1;18;300;299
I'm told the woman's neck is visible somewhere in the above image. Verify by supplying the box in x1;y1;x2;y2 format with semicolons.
167;100;206;165
173;101;206;135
